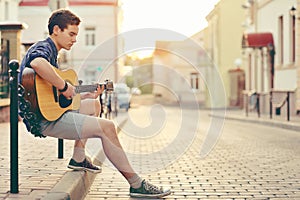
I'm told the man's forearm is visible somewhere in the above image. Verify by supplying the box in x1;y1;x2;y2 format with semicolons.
30;57;66;90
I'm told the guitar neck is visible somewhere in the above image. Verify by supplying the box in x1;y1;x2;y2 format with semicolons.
75;84;100;93
74;81;113;93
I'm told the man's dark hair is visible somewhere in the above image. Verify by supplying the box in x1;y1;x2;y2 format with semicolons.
48;9;81;35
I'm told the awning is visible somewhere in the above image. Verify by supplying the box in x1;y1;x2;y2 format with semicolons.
242;32;274;48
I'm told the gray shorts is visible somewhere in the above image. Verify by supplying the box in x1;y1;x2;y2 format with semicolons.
40;110;90;140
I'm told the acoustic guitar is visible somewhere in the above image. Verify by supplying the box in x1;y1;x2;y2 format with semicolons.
21;67;113;121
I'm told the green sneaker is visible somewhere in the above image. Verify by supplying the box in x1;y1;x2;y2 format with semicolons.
67;158;101;173
129;179;171;198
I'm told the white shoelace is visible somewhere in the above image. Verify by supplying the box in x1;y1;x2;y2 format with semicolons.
144;181;162;194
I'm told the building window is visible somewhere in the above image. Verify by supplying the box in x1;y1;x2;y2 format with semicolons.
85;27;96;46
56;0;61;9
4;1;9;20
190;72;199;90
290;12;296;63
278;15;284;65
48;0;68;11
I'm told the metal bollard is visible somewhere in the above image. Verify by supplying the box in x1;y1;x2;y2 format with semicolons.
270;91;273;119
9;60;19;193
256;93;260;118
58;139;64;159
287;92;290;121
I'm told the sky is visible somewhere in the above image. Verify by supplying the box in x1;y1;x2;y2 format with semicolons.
121;0;220;36
120;0;220;57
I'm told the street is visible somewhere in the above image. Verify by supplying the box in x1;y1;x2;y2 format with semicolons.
85;100;300;199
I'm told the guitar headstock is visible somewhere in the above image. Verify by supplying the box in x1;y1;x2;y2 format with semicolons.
104;79;114;92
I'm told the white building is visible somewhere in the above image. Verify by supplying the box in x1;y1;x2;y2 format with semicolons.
18;0;123;84
242;0;297;114
152;39;208;106
0;0;20;21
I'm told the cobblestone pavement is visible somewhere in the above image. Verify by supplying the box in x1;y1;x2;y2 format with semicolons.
0;122;74;199
0;112;127;200
1;94;299;200
85;104;300;200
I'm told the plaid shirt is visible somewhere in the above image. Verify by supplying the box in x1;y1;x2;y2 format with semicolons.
19;37;59;83
18;37;59;135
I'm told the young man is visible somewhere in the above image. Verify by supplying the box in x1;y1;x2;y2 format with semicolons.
18;9;171;198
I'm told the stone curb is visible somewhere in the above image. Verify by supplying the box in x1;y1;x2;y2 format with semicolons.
41;116;128;200
210;112;300;132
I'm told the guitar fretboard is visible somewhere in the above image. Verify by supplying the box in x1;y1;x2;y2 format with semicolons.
75;84;99;93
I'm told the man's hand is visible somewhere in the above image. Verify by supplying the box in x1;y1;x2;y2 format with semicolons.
81;84;104;100
94;84;105;98
61;82;76;99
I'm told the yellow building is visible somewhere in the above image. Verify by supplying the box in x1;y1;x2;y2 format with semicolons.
152;0;247;109
205;0;247;108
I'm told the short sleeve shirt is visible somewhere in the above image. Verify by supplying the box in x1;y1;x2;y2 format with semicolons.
19;37;58;83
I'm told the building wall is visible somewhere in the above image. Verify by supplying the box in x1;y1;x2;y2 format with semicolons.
70;1;123;84
256;0;296;69
153;40;207;105
18;0;123;85
205;0;246;108
1;29;23;60
66;5;120;83
0;0;21;53
297;0;300;112
238;0;299;114
18;6;51;43
0;0;20;21
255;0;297;114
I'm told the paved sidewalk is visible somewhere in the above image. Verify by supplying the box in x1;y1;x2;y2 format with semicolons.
0;113;127;200
1;93;299;200
210;108;300;132
85;104;300;199
0;121;73;199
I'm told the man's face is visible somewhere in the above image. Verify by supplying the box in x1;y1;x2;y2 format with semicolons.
56;24;79;50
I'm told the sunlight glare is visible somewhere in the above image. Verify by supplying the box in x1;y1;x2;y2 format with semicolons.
121;0;220;37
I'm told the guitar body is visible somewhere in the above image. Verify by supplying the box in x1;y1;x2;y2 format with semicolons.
22;67;81;121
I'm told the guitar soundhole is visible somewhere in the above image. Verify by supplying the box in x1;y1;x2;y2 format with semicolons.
59;94;72;108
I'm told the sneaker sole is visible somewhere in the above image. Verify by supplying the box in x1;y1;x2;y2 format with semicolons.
67;165;102;174
130;190;171;198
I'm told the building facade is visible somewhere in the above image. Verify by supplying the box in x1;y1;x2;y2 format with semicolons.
152;0;247;109
297;0;300;113
18;0;123;84
205;0;247;108
242;0;298;115
152;39;208;105
0;0;24;99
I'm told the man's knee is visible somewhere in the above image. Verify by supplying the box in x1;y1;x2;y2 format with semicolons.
103;120;117;137
95;99;101;116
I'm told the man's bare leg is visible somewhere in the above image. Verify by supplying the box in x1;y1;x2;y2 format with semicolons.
75;98;101;148
70;99;101;169
69;99;171;197
80;115;137;178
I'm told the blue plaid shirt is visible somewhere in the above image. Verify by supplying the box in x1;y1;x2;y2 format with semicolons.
19;37;59;83
18;37;59;135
